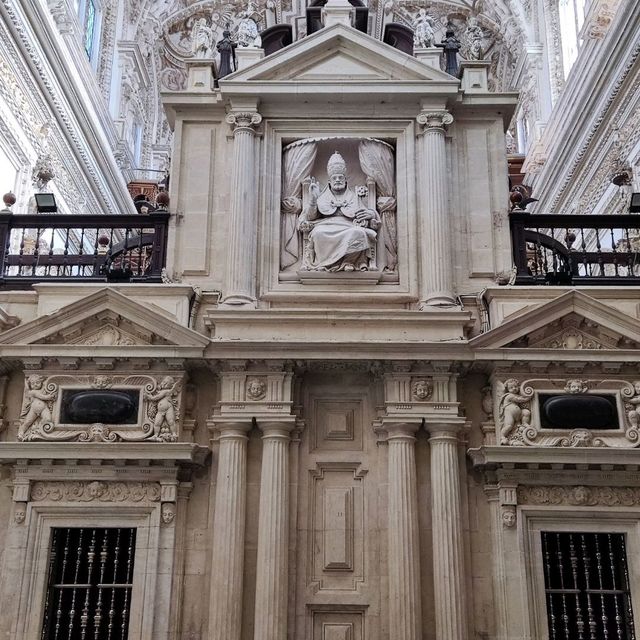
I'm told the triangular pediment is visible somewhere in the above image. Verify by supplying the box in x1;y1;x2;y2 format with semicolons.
471;291;640;351
221;23;458;85
0;289;209;350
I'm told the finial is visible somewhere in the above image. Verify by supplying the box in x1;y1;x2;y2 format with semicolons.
2;192;16;211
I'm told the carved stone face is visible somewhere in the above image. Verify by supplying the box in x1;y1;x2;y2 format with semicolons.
87;481;106;499
633;382;640;396
565;380;587;394
246;378;266;400
28;375;44;390
504;378;520;393
329;172;346;192
162;503;175;524
14;505;26;524
502;507;516;528
573;486;589;505
412;380;433;400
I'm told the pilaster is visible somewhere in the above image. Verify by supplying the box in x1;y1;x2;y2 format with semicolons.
221;110;262;307
416;110;456;307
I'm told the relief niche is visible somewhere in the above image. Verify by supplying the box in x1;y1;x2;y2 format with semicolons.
279;137;398;280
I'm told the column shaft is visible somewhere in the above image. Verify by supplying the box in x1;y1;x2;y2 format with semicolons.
429;429;468;640
387;425;422;640
209;425;250;640
223;112;261;305
254;424;291;640
417;112;455;306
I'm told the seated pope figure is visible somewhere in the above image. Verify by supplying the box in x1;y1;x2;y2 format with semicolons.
298;152;380;271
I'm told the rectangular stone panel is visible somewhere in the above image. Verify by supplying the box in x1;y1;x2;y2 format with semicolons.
312;611;363;640
323;487;353;570
311;399;363;451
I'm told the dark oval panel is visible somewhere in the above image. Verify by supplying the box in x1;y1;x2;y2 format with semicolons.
65;391;137;424
542;395;617;430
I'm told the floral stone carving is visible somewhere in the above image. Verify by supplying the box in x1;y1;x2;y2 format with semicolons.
518;485;640;507
17;374;183;442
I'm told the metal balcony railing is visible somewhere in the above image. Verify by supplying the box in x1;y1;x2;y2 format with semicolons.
510;212;640;285
0;211;170;288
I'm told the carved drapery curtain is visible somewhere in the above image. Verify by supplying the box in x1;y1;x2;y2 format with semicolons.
358;140;397;271
280;142;317;269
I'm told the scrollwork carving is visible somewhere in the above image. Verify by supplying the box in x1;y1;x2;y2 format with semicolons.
226;111;262;131
518;485;640;507
416;111;454;130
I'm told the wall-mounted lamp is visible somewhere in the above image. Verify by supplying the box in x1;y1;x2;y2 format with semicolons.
629;193;640;213
34;193;57;213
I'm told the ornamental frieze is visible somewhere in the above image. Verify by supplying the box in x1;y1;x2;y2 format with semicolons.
30;481;162;503
517;485;640;507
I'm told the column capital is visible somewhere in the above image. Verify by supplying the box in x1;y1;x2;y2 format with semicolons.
257;420;296;439
425;420;467;441
226;111;262;132
384;421;420;441
416;110;454;131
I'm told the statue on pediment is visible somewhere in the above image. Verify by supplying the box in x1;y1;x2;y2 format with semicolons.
280;138;398;276
412;9;436;48
192;17;214;58
235;1;262;48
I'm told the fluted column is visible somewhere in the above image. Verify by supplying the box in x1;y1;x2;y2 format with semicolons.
387;422;422;640
222;111;262;306
426;423;468;640
254;422;293;640
209;422;252;640
416;110;455;306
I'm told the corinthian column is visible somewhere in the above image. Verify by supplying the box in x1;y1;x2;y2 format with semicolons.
426;423;468;640
222;111;262;306
416;110;455;307
254;422;292;640
209;422;252;640
387;422;422;640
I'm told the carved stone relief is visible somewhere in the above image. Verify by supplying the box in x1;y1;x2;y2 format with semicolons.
280;137;397;277
518;485;640;507
495;377;640;448
30;480;162;502
17;373;183;442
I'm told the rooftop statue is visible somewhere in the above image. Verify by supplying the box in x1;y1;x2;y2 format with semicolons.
298;152;380;272
192;17;214;59
236;1;262;48
412;9;436;48
216;25;237;77
462;17;484;60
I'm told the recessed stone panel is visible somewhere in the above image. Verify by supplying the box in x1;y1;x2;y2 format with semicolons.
312;399;363;451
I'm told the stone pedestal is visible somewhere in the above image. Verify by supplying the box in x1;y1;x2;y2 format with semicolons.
322;0;353;27
416;110;456;307
221;111;262;307
387;422;422;640
254;422;293;640
209;422;252;640
459;60;491;92
186;60;216;91
414;47;442;71
236;47;265;71
426;423;469;640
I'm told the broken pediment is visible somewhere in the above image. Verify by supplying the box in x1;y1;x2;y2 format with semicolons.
0;288;209;350
221;23;458;86
471;290;640;351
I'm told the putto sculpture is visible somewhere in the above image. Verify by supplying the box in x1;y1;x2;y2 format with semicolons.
412;9;436;48
235;1;262;48
498;378;531;445
298;152;380;272
192;17;215;59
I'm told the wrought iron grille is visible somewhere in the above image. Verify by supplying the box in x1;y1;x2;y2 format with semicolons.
541;531;636;640
41;528;136;640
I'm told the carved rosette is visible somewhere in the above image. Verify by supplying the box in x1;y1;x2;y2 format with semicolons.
416;111;454;131
226;111;262;134
17;374;184;443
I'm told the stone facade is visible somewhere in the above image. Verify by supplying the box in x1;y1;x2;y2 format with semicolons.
0;2;639;640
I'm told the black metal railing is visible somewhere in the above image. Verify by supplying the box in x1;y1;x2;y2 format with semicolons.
0;211;169;288
510;212;640;285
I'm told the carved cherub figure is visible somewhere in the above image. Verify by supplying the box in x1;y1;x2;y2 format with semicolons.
498;378;531;445
626;381;640;428
18;375;56;440
412;379;433;400
564;379;588;394
146;376;181;439
413;9;436;48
